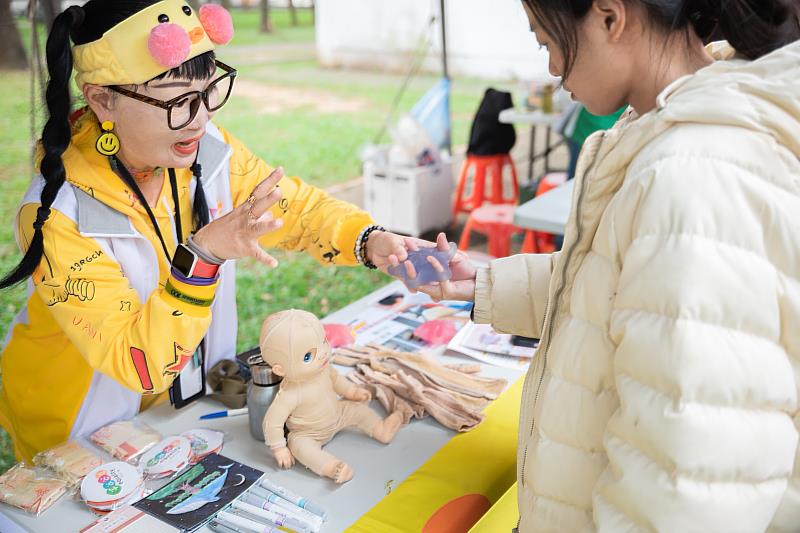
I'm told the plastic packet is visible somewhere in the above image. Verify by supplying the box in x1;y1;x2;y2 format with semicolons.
33;440;104;486
180;429;225;464
89;420;161;462
387;242;457;289
0;463;68;516
80;461;144;514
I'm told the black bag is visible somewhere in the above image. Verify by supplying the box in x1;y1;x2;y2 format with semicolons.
467;88;516;156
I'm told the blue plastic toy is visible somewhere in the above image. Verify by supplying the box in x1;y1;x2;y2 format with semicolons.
388;242;457;289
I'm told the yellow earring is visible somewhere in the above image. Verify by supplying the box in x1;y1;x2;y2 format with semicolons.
96;121;120;156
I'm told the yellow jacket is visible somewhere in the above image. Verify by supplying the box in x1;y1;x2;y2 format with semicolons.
0;110;374;462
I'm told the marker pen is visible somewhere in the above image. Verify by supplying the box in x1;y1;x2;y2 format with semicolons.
258;478;327;520
216;511;282;533
242;491;322;532
231;500;309;533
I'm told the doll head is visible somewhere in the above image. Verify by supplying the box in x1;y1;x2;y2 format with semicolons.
259;310;332;381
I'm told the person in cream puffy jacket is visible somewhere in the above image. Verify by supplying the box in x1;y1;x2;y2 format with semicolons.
418;1;800;530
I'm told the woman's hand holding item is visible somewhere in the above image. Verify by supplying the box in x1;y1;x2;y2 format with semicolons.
398;233;477;302
193;167;285;267
364;230;413;272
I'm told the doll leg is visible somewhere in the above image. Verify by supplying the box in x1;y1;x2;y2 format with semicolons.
341;401;405;444
287;433;354;484
371;411;404;443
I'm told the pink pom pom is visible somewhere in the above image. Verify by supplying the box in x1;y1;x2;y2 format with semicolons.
199;4;234;45
148;24;191;68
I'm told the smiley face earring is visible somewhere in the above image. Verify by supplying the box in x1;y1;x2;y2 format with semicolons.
96;121;120;156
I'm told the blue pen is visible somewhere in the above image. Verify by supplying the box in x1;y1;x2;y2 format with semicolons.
199;407;248;420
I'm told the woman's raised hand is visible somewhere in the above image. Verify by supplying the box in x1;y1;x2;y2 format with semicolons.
193;167;285;267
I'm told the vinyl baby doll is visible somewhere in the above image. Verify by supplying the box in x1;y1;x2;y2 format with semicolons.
260;310;404;483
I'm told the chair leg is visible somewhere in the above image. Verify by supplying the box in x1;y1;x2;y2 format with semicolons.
459;216;475;251
522;231;538;253
471;164;486;212
451;160;470;226
507;155;519;204
490;160;503;205
498;230;512;258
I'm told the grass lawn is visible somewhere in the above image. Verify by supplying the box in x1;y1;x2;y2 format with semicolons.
0;7;501;467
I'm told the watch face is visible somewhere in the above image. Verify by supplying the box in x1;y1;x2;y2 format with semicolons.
172;244;197;277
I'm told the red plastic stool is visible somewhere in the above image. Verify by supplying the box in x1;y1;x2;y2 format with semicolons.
459;204;522;258
521;172;567;254
452;154;519;223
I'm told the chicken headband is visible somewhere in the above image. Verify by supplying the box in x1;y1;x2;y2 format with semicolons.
72;0;234;89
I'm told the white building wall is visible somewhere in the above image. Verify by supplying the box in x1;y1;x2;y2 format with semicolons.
315;0;551;81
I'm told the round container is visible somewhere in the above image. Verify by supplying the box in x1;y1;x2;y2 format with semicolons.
247;363;282;441
138;436;192;478
181;429;224;463
81;462;142;509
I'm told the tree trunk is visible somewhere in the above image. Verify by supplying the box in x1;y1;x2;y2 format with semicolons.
310;0;315;24
220;0;231;10
259;0;272;33
287;0;297;26
40;0;61;30
0;0;28;70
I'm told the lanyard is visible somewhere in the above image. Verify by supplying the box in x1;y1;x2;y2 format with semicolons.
111;156;207;408
110;157;183;260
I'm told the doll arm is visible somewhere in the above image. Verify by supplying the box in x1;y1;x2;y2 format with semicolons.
330;367;371;401
263;389;298;449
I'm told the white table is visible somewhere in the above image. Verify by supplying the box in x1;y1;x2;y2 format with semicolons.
514;179;574;234
1;282;524;533
498;108;566;184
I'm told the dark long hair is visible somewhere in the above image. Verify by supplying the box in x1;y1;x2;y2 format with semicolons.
522;0;800;81
0;0;215;289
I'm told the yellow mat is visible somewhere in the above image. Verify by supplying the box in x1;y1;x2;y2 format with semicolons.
468;482;518;533
347;376;522;533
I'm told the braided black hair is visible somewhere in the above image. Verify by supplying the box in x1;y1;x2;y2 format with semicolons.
1;0;215;288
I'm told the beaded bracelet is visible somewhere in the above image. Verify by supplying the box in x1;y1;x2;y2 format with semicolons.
355;225;385;270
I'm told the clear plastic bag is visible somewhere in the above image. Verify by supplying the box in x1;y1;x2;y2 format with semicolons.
0;463;68;516
33;440;104;486
89;420;161;462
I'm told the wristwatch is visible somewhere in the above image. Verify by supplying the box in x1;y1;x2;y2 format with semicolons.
172;243;220;279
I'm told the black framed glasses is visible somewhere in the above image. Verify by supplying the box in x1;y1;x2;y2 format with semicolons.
109;60;237;130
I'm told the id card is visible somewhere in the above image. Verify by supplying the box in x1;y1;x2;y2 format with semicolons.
169;340;206;409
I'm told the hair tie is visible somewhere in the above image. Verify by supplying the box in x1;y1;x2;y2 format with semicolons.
66;5;85;28
33;206;51;230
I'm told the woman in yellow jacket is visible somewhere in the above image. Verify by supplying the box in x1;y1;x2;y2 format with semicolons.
0;0;408;462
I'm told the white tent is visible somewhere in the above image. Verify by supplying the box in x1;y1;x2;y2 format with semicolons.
315;0;550;81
